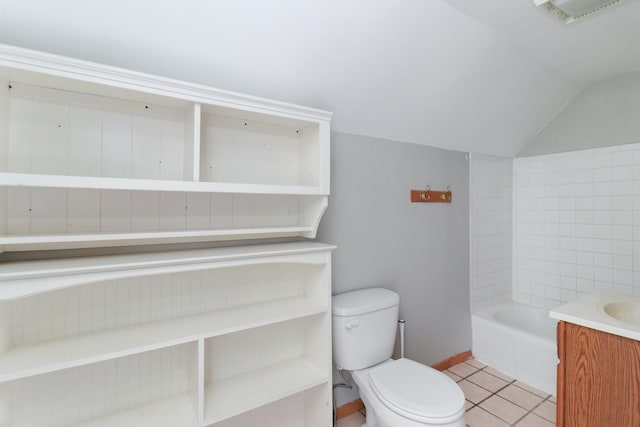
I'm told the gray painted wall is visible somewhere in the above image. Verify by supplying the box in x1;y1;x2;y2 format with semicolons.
317;131;471;404
519;70;640;157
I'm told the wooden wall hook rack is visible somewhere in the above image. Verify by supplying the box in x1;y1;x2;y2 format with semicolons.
410;186;452;203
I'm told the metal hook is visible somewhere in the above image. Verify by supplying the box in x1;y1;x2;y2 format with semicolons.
443;185;452;202
421;185;431;201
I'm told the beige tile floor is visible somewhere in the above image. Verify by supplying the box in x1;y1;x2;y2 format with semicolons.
337;358;556;427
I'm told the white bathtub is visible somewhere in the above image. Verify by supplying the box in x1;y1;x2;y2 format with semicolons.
472;302;558;395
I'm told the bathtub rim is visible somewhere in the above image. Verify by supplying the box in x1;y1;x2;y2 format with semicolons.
472;301;557;343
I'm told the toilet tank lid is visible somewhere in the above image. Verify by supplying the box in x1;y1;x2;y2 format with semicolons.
332;288;399;316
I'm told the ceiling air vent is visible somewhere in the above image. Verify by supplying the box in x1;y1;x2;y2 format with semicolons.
533;0;622;23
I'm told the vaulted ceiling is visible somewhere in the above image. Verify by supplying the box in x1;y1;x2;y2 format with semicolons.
1;0;639;156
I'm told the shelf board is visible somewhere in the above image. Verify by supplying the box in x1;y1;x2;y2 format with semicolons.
68;393;197;427
0;226;314;252
0;297;327;382
0;172;327;195
0;242;335;300
204;357;327;425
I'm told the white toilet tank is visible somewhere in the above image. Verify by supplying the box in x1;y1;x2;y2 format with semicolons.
332;288;400;371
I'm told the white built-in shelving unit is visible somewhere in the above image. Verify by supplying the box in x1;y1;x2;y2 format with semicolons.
0;44;331;253
0;45;335;427
0;242;335;427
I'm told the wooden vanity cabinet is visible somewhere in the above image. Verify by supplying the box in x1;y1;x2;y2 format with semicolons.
556;321;640;427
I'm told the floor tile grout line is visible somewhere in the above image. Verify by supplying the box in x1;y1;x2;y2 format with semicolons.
448;360;557;426
467;368;514;393
476;393;530;426
465;377;555;425
475;381;531;425
511;406;534;426
470;405;512;426
463;362;553;408
454;364;517;410
478;389;556;426
476;384;553;425
477;364;515;383
512;381;552;400
454;362;515;386
527;396;556;424
469;379;517;408
511;401;552;427
460;364;515;399
496;386;551;412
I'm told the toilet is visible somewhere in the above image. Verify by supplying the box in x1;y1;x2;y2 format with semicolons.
332;288;466;427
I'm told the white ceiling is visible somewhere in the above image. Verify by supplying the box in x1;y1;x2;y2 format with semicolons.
447;0;640;83
0;0;637;156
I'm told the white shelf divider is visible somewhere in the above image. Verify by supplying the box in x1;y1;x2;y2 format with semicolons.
197;338;206;423
203;358;327;425
186;102;202;182
68;393;198;427
0;297;326;383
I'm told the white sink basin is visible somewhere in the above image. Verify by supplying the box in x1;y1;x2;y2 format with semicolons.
551;291;640;341
604;301;640;324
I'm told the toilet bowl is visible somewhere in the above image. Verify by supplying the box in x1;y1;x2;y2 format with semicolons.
332;288;466;427
352;358;465;427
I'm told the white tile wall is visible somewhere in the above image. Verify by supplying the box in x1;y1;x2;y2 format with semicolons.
514;143;640;309
470;154;513;311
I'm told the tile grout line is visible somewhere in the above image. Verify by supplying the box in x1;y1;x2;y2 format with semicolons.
450;361;556;426
510;396;553;426
453;363;518;414
522;395;556;424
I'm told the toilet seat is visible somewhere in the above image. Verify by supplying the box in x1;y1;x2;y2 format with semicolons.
368;358;465;424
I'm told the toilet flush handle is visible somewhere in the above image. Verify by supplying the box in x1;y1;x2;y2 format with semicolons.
345;319;360;329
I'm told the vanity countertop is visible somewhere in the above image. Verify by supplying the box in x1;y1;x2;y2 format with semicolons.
550;291;640;341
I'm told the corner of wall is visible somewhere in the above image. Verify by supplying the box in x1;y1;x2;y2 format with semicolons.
469;154;514;312
517;85;583;158
519;71;640;157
